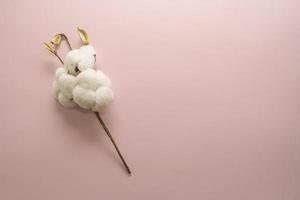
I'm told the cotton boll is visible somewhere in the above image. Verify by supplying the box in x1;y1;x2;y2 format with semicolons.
77;55;95;72
55;67;67;81
77;45;96;71
80;45;95;55
64;49;81;75
57;74;76;99
58;93;76;108
93;87;114;111
76;68;103;90
64;49;80;67
54;44;113;112
96;70;111;87
52;81;59;99
64;47;96;74
73;85;96;110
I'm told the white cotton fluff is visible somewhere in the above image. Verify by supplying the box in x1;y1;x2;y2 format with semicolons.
73;68;113;111
76;68;111;90
57;73;76;99
94;86;114;111
58;92;75;108
53;45;113;112
73;85;96;109
64;45;96;75
53;67;76;108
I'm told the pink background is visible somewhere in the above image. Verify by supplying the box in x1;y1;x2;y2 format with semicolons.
1;0;300;199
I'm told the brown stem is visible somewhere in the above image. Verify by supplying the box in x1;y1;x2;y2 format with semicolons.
54;52;64;64
62;34;72;50
66;40;72;50
94;112;131;175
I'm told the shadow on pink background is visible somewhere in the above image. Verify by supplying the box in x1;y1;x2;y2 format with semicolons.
0;0;300;199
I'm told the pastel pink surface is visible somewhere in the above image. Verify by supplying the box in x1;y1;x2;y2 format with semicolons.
0;0;300;199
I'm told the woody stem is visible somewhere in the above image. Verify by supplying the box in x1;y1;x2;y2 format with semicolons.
64;37;72;50
54;52;64;64
59;34;72;50
95;112;131;175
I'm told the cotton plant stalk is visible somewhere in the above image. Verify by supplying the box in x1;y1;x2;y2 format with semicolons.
43;28;131;175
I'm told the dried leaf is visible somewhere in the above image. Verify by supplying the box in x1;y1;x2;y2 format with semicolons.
51;34;63;45
43;42;56;53
77;27;89;45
